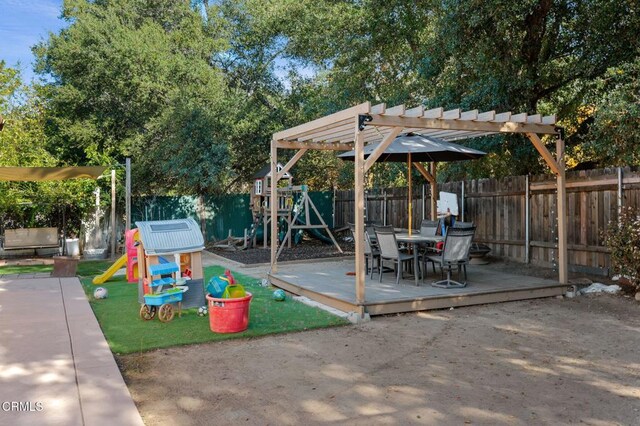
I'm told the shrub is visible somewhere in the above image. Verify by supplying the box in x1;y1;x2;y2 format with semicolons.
602;207;640;289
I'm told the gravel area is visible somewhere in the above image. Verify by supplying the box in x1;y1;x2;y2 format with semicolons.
209;236;355;265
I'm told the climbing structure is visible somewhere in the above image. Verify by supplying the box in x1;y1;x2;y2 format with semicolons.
249;163;342;257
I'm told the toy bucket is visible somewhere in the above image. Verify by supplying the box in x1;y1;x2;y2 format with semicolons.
206;292;252;333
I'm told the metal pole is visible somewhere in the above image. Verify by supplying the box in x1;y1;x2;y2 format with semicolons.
617;167;623;219
383;191;387;225
461;180;465;222
421;184;425;220
525;174;530;264
125;158;131;231
110;169;116;259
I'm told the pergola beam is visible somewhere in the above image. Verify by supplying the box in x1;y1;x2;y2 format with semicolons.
277;141;353;151
274;102;370;141
525;133;560;175
276;149;307;181
367;115;558;135
363;127;403;172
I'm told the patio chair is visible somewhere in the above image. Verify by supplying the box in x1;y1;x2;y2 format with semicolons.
418;219;439;274
374;225;417;285
349;223;380;279
420;219;439;236
424;226;476;288
452;221;475;229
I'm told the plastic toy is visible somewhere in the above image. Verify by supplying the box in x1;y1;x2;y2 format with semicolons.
139;261;187;322
94;287;108;299
197;306;208;316
92;254;127;285
272;289;286;301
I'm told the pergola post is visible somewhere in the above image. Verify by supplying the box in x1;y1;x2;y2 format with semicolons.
270;139;279;273
525;132;567;284
354;118;366;314
556;136;568;284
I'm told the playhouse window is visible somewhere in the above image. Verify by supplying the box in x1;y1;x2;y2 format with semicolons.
255;179;263;195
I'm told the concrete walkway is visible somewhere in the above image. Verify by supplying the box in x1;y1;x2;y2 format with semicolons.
0;276;144;426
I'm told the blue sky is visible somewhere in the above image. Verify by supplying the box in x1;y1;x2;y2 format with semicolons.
0;0;65;83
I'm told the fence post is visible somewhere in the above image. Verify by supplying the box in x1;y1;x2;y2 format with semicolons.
525;174;530;264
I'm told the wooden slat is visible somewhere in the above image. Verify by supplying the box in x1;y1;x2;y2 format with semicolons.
423;107;443;118
527;114;541;123
493;112;512;122
511;113;527;123
460;110;478;120
370;103;386;114
476;111;496;121
443;108;461;119
384;104;405;116
542;115;556;125
404;106;424;117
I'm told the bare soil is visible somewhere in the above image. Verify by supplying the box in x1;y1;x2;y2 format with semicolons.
119;293;640;425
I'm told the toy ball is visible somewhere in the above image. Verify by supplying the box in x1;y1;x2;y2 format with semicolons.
197;306;208;317
272;289;286;301
93;287;108;299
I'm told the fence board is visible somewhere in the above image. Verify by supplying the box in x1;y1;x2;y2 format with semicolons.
334;167;640;275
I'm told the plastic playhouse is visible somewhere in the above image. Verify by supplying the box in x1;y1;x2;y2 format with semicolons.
136;218;206;311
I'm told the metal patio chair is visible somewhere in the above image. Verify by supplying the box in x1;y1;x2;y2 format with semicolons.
374;225;418;285
425;226;476;288
349;223;380;279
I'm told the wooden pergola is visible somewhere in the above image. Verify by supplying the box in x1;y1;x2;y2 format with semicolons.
270;102;565;317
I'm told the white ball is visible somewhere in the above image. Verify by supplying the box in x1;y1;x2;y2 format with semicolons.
94;287;108;299
197;306;208;316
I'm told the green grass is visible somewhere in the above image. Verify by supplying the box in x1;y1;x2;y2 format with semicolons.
77;262;348;354
0;264;52;274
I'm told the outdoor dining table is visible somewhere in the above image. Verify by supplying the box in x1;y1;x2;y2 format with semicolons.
395;232;445;285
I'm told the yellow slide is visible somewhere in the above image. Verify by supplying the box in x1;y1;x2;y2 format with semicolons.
92;254;128;285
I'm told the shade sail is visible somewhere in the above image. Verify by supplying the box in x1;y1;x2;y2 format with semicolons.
338;133;486;162
0;166;108;181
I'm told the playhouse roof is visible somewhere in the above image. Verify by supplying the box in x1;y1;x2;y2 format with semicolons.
135;218;205;255
252;163;292;179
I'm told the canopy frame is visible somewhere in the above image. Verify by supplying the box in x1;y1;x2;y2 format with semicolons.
270;102;565;317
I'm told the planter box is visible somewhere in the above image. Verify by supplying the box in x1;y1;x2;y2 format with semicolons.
52;256;79;277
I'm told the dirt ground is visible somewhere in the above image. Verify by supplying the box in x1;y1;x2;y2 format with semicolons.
210;235;354;265
119;294;640;425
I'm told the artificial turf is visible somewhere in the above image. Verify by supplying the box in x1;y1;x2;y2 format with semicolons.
74;262;348;354
0;260;348;353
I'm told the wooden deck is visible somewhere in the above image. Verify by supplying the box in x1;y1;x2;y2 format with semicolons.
268;260;567;315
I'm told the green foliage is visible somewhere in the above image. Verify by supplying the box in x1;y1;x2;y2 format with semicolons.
602;207;640;289
0;63;99;234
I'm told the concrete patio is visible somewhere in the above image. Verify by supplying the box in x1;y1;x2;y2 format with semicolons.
0;275;143;426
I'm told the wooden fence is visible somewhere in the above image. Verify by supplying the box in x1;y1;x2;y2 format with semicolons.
334;167;640;276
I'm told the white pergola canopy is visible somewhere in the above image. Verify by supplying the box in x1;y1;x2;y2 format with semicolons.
270;102;566;316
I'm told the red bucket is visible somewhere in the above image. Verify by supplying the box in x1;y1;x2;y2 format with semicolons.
206;292;252;333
